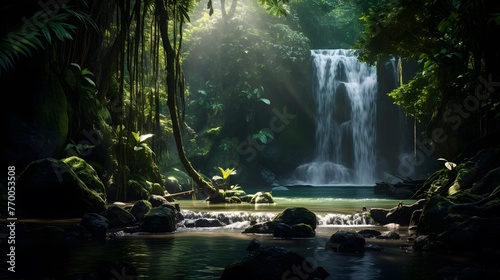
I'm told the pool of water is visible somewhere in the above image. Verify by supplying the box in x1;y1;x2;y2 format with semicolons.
10;227;475;279
2;185;473;279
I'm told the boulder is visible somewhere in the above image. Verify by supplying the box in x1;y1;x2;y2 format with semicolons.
242;221;276;234
148;194;170;207
274;207;317;230
100;205;137;227
220;242;330;280
130;200;152;221
17;158;106;218
325;230;365;253
62;156;107;200
250;192;275;204
273;223;315;239
80;212;109;240
370;199;426;226
139;207;177;233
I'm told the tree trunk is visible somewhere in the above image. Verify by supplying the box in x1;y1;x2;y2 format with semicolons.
155;0;215;195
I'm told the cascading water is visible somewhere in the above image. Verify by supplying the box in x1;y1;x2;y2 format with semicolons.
291;49;378;185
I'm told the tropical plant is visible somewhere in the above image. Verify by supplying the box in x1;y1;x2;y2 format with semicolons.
212;166;237;197
252;130;274;144
437;158;457;171
212;167;237;184
0;4;96;74
131;132;154;151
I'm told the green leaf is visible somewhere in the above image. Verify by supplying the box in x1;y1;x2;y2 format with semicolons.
139;133;154;143
212;175;223;181
131;131;140;143
259;98;271;105
217;167;236;179
83;76;96;87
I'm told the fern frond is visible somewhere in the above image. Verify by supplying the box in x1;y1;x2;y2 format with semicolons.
0;4;97;74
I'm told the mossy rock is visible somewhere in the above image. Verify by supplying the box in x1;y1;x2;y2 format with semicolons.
164;168;192;191
127;180;150;201
63;156;106;200
151;182;166;196
17;158;106;218
274;207;317;230
250;192;274;204
448;161;477;196
139;207;177;233
131;142;163;183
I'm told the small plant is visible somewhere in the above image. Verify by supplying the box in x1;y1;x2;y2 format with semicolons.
252;129;274;144
212;167;237;197
437;158;457;171
131;131;154;151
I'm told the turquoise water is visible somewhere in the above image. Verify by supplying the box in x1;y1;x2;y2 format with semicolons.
4;186;475;279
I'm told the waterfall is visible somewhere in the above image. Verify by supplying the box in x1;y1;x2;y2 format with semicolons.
292;49;378;185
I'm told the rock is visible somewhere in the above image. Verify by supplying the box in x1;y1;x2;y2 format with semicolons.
418;195;458;235
100;205;137;227
438;216;500;253
220;243;330;280
62;156;107;200
151;182;166;196
242;221;276;234
325;230;365;253
127;179;150;201
130;200;152;221
246;239;261;252
139;207;176;233
148;194;169;207
273;223;315;239
274;207;317;230
80;212;109;240
471;166;500;195
250;192;275;204
17;158;106;218
370;199;426;226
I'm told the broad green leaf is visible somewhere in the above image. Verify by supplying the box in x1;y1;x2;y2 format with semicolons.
259;98;271;105
212;175;223;181
131;131;140;142
139;133;154;143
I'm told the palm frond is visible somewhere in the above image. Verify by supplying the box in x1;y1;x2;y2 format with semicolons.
0;4;97;74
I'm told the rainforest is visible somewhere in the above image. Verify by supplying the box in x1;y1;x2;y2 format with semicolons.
1;0;500;279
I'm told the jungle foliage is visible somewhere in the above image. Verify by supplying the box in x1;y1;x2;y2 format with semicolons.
356;0;500;140
2;0;499;199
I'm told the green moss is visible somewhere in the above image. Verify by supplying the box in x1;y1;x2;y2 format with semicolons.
151;182;166;195
63;156;106;200
127;179;150;200
448;162;477;196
